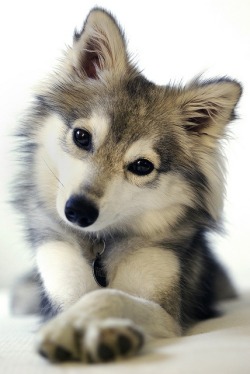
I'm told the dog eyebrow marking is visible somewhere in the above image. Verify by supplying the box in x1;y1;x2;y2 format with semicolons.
124;138;160;168
74;113;110;151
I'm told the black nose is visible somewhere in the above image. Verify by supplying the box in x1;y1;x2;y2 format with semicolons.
65;195;99;227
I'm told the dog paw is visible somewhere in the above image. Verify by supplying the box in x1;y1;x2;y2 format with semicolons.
37;316;144;363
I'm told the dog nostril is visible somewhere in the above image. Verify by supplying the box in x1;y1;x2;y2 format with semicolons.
64;208;77;223
64;195;99;228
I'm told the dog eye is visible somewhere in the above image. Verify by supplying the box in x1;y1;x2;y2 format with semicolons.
128;159;154;176
73;128;92;150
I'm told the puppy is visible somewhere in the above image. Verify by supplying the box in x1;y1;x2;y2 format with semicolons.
13;8;242;363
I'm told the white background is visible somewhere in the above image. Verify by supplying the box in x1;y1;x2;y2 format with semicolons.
0;0;249;290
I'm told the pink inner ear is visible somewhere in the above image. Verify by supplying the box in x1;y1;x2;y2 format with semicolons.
83;50;100;79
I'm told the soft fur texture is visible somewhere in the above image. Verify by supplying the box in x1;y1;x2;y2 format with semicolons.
13;8;242;363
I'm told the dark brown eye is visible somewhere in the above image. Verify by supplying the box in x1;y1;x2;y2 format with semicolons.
73;128;92;150
128;159;154;176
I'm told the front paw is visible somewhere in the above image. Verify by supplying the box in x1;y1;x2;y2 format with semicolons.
37;315;144;363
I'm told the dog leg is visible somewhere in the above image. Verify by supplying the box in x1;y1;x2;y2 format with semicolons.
37;288;181;363
36;241;99;311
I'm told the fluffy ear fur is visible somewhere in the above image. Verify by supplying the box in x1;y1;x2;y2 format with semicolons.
177;79;242;141
71;8;129;79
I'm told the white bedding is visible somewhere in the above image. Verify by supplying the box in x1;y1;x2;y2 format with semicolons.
0;290;250;374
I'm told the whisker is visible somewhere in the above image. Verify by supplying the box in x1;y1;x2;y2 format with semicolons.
42;157;65;188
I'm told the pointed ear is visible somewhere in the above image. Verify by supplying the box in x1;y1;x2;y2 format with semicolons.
177;79;242;140
71;8;129;79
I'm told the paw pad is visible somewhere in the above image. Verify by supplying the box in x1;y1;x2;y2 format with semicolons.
97;343;116;362
54;346;74;362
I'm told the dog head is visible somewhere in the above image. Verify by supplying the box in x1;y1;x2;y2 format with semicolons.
33;8;242;238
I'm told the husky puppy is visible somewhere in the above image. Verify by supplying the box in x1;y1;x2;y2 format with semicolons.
13;8;242;363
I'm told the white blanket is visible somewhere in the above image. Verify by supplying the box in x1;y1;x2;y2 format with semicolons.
1;291;250;374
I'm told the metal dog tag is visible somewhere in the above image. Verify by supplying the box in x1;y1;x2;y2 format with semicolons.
92;254;108;288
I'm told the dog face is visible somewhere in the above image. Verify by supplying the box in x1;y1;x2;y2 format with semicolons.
33;9;242;237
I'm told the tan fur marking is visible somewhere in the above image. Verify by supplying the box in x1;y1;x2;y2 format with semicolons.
110;248;180;307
